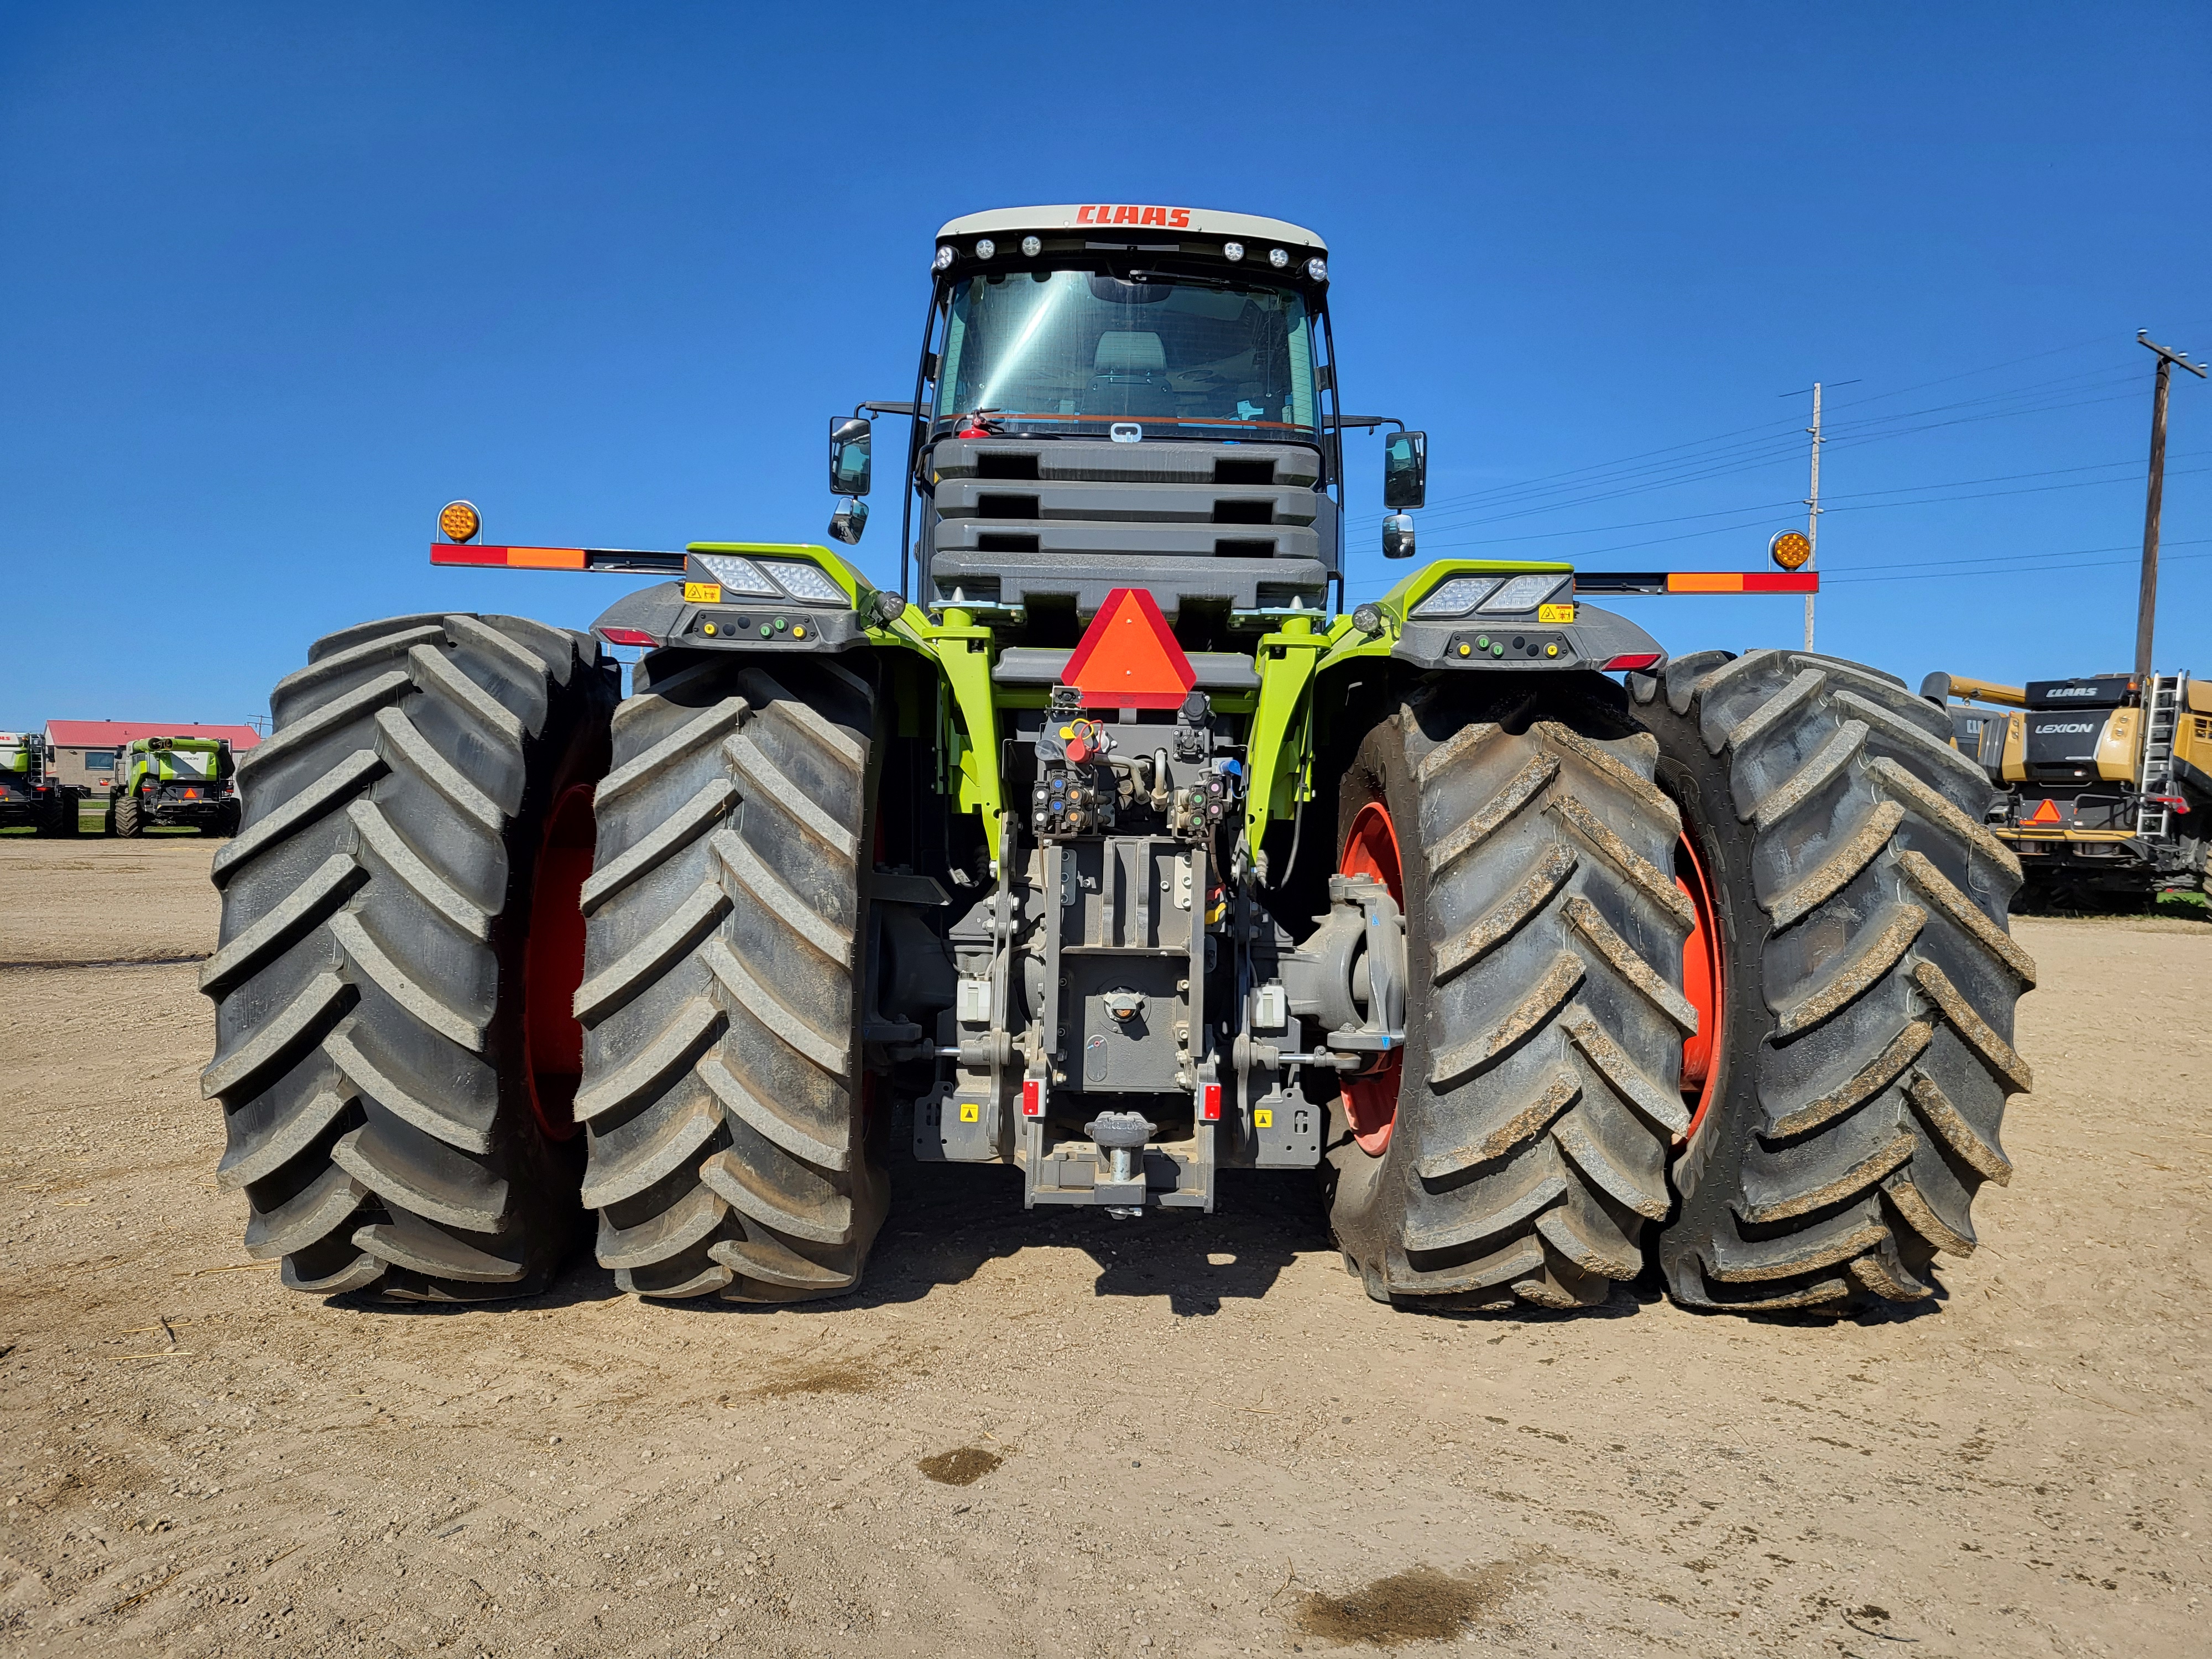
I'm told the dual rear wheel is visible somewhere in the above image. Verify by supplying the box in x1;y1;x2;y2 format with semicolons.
210;622;2028;1318
1323;653;2032;1316
203;623;889;1306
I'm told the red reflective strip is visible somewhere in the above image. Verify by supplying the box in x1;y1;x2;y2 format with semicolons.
1021;1078;1044;1118
1199;1082;1220;1123
1656;571;1819;594
431;542;511;566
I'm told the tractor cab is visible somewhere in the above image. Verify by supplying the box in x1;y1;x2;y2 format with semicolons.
827;206;1423;637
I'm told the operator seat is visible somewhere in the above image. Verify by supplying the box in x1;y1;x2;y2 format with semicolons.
1091;332;1175;418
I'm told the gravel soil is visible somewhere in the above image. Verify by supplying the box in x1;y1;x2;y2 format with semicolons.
2;839;2207;1657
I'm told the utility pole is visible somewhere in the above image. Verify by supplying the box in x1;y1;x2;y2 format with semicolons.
1804;382;1822;651
2135;330;2206;680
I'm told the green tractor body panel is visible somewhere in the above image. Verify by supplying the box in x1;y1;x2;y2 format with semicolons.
582;545;1646;868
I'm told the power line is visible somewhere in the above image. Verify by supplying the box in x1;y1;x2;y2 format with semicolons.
1421;457;2210;553
1373;336;2212;590
1421;353;2146;520
1423;509;1790;556
1821;330;2130;411
1338;540;2212;599
1423;498;1805;546
1420;378;2149;533
1825;547;2212;586
1821;448;2208;502
1825;535;2212;577
1823;463;2208;515
1416;415;1803;512
1823;361;2140;431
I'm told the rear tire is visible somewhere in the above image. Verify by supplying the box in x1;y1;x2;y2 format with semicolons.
575;650;889;1302
200;613;615;1300
1639;649;2034;1314
113;795;142;838
1326;678;1694;1311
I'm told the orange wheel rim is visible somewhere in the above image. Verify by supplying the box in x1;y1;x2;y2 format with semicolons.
1339;800;1404;1156
1674;832;1724;1142
523;783;595;1141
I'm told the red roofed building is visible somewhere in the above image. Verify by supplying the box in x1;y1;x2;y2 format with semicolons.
45;721;264;791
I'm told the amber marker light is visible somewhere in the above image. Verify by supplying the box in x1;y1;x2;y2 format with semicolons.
439;500;482;544
1769;529;1812;571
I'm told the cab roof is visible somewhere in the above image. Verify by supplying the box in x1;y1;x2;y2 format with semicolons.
936;204;1326;253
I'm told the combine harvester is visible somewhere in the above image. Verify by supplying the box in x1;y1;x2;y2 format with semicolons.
106;735;242;837
0;732;82;837
202;205;2033;1318
1923;671;2210;909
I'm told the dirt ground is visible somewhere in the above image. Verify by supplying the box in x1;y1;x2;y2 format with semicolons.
2;839;2207;1658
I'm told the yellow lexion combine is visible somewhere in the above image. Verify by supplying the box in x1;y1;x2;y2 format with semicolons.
1922;669;2212;904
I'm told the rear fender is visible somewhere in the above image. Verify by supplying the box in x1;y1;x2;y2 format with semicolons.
588;544;888;654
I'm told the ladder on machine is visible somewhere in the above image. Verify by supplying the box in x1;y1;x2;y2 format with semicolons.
2135;672;2187;839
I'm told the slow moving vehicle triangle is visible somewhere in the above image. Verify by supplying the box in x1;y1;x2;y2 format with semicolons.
1062;587;1197;710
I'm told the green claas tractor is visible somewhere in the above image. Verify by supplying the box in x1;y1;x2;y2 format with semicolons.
109;735;241;837
0;731;83;836
203;205;2033;1317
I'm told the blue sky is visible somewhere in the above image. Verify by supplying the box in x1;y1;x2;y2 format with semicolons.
3;3;2208;730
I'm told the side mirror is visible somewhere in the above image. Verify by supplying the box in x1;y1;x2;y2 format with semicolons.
828;498;869;545
829;416;873;497
1382;429;1427;510
1382;513;1416;560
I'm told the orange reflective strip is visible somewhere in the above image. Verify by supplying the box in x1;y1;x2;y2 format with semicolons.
1667;572;1744;593
506;546;588;570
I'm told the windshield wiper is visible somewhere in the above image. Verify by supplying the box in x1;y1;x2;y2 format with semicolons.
1120;267;1237;289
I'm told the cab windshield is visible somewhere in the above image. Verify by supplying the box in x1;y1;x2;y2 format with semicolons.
937;268;1318;434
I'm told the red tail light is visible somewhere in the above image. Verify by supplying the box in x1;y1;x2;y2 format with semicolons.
1600;652;1663;672
597;627;658;648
